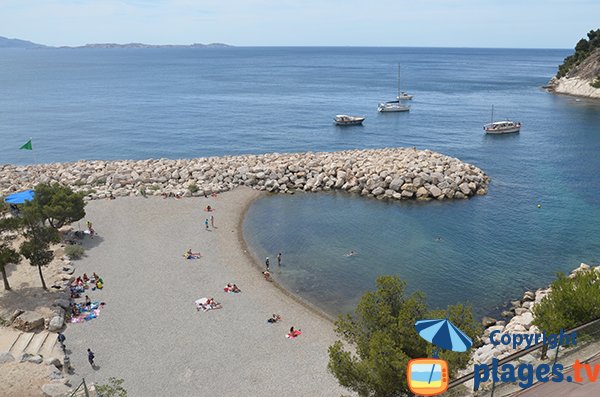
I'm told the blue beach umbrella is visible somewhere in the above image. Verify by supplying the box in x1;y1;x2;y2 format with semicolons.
415;318;473;353
4;189;35;205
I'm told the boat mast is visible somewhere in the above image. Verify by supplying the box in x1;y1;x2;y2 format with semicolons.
491;105;494;123
397;64;401;98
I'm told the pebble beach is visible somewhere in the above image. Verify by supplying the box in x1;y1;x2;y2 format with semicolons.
63;187;347;396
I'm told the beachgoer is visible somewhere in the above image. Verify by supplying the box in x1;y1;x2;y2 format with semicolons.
210;215;215;228
277;252;282;266
345;250;356;257
267;314;282;323
211;192;217;198
87;348;95;366
262;271;271;281
96;280;103;289
265;257;270;270
186;249;201;259
84;295;91;308
206;205;212;212
86;221;95;237
83;273;89;283
232;284;241;293
75;276;83;286
224;283;233;292
57;333;66;351
204;218;209;230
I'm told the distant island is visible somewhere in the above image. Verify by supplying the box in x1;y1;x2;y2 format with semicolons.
547;29;600;99
0;36;231;49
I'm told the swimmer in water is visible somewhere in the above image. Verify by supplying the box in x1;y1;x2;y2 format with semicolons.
345;250;356;257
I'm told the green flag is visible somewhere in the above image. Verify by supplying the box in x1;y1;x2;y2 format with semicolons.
20;139;32;150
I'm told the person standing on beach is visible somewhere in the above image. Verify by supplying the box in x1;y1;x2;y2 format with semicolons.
57;332;66;352
205;218;209;230
87;348;95;367
210;215;215;228
277;252;282;266
265;257;270;271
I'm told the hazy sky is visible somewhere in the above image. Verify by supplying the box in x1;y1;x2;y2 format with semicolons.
1;0;598;48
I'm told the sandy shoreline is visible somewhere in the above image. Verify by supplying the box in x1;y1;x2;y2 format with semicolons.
64;186;347;396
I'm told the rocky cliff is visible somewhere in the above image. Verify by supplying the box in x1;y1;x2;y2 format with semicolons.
547;29;600;99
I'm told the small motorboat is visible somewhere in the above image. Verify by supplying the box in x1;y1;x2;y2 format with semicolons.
334;115;365;126
483;106;521;134
484;121;521;134
397;91;413;101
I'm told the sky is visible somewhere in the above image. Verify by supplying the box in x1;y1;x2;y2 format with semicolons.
0;0;598;48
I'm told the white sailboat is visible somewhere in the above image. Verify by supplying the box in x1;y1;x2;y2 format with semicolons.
483;106;521;134
378;65;411;113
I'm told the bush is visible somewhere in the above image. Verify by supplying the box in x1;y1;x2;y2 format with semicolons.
533;269;600;333
591;76;600;89
64;245;85;260
188;184;199;193
96;377;127;397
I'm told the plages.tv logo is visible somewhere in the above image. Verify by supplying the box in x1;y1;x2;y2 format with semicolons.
407;319;473;396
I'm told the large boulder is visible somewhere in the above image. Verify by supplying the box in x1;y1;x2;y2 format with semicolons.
0;352;14;364
12;311;45;332
41;383;72;397
48;315;65;332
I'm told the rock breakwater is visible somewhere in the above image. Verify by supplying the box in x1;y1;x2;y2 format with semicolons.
0;148;489;201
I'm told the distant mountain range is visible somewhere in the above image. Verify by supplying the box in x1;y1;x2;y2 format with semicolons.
0;36;231;49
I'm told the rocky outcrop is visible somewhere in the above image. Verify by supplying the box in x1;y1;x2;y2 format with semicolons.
547;47;600;99
0;148;490;202
12;311;45;332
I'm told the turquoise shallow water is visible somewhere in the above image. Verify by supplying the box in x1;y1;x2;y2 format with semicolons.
1;46;599;317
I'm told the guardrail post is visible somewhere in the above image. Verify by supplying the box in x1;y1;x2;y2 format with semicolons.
82;378;90;397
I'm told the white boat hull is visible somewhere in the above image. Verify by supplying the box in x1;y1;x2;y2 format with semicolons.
378;103;410;113
334;115;365;126
484;127;520;134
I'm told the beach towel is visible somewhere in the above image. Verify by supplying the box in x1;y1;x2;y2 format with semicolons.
286;330;302;339
70;301;102;323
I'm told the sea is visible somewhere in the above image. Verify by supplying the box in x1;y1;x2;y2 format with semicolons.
1;46;599;318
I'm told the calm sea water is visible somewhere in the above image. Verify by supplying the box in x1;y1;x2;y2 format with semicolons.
2;47;599;317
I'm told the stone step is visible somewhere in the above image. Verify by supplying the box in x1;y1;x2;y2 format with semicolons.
0;327;21;353
24;331;50;355
8;332;34;356
38;332;59;359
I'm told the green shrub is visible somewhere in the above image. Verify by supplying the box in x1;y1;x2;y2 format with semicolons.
64;245;85;260
591;76;600;88
95;178;107;186
96;377;127;397
556;28;600;79
188;184;199;193
148;185;160;191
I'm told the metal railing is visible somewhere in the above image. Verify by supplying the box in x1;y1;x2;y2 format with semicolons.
445;317;600;396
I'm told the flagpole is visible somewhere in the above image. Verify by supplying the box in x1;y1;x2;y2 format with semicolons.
31;137;37;165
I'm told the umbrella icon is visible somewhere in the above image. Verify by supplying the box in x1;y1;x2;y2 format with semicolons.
414;319;473;386
415;318;473;353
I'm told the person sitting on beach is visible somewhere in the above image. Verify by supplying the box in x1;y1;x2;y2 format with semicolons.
262;271;272;281
75;276;83;286
205;205;212;212
224;283;233;292
185;249;201;259
96;280;103;290
288;326;302;338
71;303;80;317
84;295;91;308
207;298;222;310
231;284;241;293
82;273;90;283
267;314;282;323
211;192;218;198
